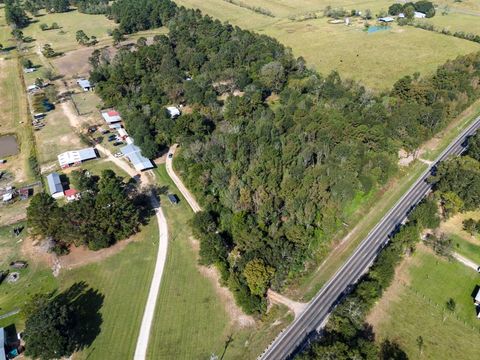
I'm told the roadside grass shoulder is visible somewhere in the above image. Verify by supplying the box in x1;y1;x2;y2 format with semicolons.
371;247;480;359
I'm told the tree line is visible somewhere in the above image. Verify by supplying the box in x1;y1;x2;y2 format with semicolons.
27;169;148;253
87;0;480;313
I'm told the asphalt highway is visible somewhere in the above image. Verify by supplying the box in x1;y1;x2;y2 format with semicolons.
260;116;480;360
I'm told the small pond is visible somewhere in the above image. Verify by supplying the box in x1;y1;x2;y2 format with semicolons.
0;135;19;158
367;25;391;33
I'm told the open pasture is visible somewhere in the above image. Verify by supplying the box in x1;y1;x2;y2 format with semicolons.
175;0;480;90
368;247;480;359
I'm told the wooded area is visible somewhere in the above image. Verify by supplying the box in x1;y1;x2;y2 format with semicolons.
87;0;480;313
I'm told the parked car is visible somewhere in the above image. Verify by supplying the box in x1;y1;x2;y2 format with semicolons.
168;153;173;159
113;141;123;146
114;152;123;158
107;135;116;141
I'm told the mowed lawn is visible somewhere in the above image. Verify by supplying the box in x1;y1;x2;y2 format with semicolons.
23;9;116;54
147;166;232;359
370;247;480;359
440;210;480;264
60;219;159;360
175;0;480;90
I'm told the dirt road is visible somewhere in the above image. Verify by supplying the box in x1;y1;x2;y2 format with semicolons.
165;144;201;213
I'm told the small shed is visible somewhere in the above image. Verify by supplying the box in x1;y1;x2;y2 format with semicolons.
46;172;64;198
475;288;480;306
27;85;39;93
0;327;6;360
167;194;179;205
77;78;93;91
414;11;426;18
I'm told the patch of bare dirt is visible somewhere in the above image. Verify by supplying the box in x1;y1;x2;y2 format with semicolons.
439;210;480;245
190;237;255;328
58;237;135;270
21;237;55;268
366;250;421;328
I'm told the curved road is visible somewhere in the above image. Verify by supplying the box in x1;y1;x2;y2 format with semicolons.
260;117;480;360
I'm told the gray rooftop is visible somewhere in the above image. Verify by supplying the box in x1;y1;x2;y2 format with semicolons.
46;172;63;195
120;144;154;171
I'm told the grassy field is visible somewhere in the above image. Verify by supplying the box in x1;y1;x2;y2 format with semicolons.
175;0;480;90
421;13;480;35
440;210;480;264
61;218;159;360
34;106;84;166
0;222;58;328
369;247;480;359
23;9;117;54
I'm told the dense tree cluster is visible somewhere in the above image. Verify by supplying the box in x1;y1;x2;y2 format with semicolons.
27;169;144;252
4;0;29;28
388;1;435;18
107;0;177;33
23;283;103;360
89;0;480;312
71;0;109;14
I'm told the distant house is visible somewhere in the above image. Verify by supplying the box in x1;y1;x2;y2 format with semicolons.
167;194;179;205
77;78;93;91
2;192;12;203
120;144;154;171
166;106;181;119
24;67;36;73
27;84;39;93
64;188;80;201
101;110;122;124
378;17;394;23
58;148;97;168
46;172;64;198
414;11;426;18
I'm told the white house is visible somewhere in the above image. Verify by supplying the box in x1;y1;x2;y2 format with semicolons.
414;11;426;18
77;78;93;91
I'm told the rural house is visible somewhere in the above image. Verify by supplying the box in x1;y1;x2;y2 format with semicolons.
77;78;93;91
64;188;80;202
101;110;122;124
58;148;97;168
46;172;64;198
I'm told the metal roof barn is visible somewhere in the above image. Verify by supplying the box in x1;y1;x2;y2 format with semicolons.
58;148;97;168
120;144;154;171
46;172;64;198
